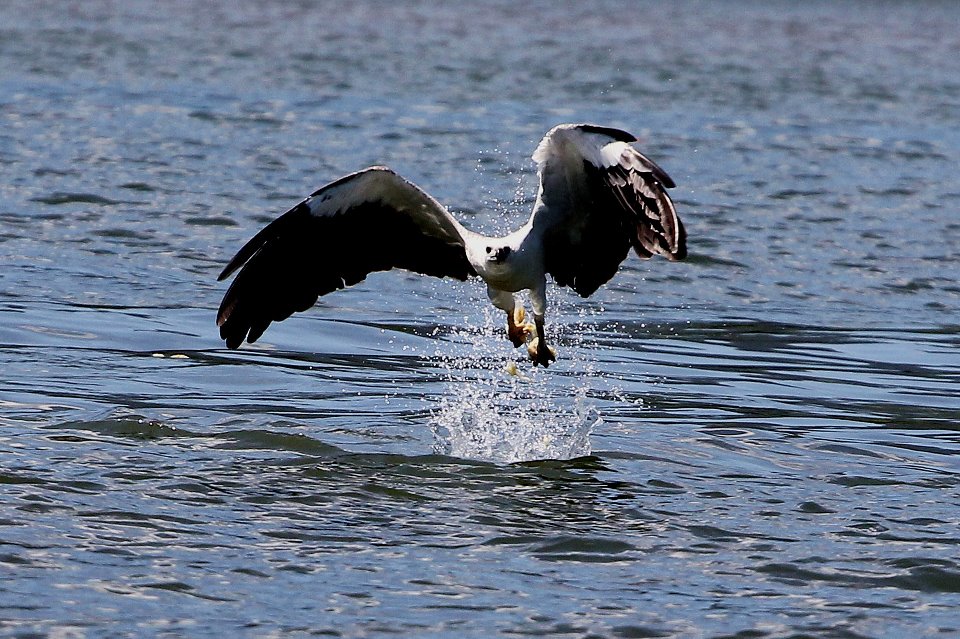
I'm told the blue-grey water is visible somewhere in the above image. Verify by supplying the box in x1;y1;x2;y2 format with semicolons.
2;1;959;637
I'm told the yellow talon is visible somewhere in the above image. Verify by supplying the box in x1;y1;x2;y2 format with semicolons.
507;306;532;348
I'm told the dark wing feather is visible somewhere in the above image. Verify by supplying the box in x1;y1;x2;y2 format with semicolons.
534;124;686;298
601;151;686;261
216;167;475;349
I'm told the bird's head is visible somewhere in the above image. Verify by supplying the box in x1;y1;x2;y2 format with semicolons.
485;245;512;264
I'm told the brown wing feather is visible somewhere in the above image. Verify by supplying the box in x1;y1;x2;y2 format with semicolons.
602;153;687;261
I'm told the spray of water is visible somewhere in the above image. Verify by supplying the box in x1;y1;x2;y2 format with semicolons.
429;302;602;463
427;166;606;463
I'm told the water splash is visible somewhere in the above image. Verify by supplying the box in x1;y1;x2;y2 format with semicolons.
431;377;599;463
430;305;602;463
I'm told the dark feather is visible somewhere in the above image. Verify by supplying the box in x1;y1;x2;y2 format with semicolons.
540;133;686;298
574;124;637;144
216;170;475;349
601;161;686;261
541;162;633;298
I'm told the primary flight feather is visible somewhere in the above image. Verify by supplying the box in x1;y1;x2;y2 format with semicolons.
216;123;687;366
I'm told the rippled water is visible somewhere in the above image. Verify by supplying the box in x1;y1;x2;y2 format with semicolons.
2;1;959;637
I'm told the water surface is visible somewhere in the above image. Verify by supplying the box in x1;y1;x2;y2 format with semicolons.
1;1;959;637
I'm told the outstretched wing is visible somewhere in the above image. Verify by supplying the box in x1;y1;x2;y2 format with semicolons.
216;166;475;349
530;123;686;298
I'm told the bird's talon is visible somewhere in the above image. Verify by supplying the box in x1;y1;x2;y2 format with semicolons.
507;325;528;348
507;308;533;348
526;338;558;367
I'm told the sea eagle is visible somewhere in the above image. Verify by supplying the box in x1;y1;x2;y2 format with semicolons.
216;123;687;367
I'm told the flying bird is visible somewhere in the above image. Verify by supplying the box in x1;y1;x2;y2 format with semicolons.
216;123;687;367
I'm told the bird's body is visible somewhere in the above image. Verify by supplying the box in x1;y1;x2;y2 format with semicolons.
216;123;687;366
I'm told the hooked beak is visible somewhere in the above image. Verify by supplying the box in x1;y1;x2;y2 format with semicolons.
487;246;511;263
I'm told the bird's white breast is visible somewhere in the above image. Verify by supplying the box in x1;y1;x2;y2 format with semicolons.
464;224;544;293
